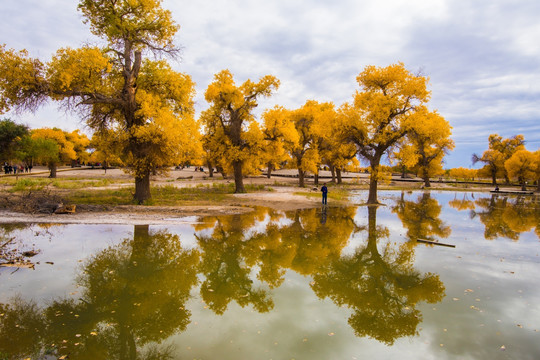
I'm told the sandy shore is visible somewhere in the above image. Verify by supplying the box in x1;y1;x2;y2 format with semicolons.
0;166;501;225
0;167;332;224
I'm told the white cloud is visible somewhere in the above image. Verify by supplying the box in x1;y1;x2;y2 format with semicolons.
1;0;539;167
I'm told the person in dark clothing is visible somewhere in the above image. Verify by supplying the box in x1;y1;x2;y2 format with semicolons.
321;183;328;205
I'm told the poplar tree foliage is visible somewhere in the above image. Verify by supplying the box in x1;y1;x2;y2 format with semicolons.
287;100;334;187
472;134;525;185
261;106;299;179
343;63;431;204
405;109;454;187
201;70;279;193
0;119;29;162
0;0;196;203
504;149;536;191
30;128;78;178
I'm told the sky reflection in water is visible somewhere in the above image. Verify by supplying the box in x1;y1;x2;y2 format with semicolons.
0;191;539;360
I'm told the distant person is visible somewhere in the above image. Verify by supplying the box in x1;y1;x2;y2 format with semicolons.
321;183;328;205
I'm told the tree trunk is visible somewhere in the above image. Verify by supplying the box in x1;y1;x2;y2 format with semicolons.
314;172;319;186
536;178;540;192
330;165;336;183
520;177;526;191
134;171;151;204
267;162;273;179
216;166;227;179
48;163;57;178
490;167;497;186
368;171;379;204
207;161;214;178
233;160;245;193
336;168;342;184
423;174;431;188
367;155;382;205
298;169;305;187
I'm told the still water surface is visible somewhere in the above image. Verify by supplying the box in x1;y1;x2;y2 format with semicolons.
1;191;539;360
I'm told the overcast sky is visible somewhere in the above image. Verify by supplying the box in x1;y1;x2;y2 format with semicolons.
1;0;540;168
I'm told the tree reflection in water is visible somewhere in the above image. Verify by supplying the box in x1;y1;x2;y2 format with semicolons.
311;206;446;345
0;201;452;358
449;194;540;241
194;206;358;314
392;191;451;244
0;225;200;360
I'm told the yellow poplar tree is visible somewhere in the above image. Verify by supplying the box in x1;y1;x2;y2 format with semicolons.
287;100;333;187
343;63;431;204
473;134;525;185
505;149;536;191
473;149;505;185
31;128;77;177
533;150;540;192
200;70;279;193
0;0;196;203
89;128;125;170
65;130;91;166
320;103;358;183
407;109;454;187
449;167;477;181
261;106;298;178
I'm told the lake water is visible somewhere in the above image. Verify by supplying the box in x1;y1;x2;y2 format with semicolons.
1;191;539;360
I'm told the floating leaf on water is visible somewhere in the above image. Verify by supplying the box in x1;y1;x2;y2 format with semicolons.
90;331;97;336
75;334;81;337
500;345;506;351
517;324;523;328
303;338;308;342
328;332;335;336
59;356;67;360
465;289;474;293
452;298;460;301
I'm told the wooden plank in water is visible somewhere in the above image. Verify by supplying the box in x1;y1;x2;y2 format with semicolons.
416;238;456;248
490;190;534;195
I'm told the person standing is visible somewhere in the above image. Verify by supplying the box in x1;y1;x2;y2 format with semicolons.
321;183;328;205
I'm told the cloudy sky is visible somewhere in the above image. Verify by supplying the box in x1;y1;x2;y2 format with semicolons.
1;0;540;168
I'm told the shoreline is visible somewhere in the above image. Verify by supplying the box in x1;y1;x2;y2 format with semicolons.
1;166;536;225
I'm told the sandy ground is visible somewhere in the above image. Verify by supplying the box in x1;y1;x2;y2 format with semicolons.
0;165;502;225
0;166;341;224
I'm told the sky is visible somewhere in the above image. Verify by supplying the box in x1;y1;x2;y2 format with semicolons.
1;0;540;168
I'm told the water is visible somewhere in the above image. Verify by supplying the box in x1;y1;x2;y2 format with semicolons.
1;191;539;360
